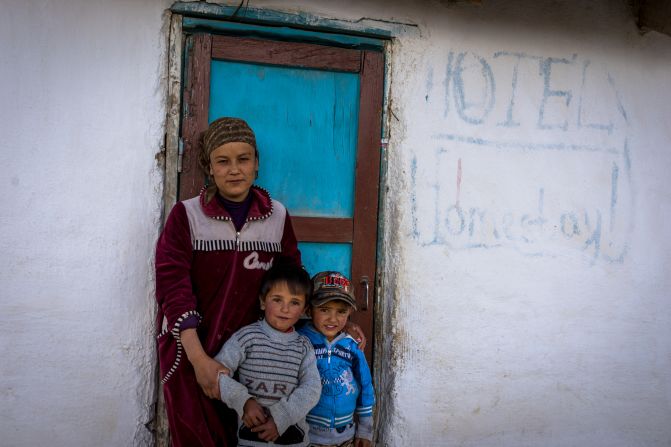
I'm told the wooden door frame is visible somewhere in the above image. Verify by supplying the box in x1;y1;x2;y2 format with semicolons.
159;12;393;446
180;33;384;361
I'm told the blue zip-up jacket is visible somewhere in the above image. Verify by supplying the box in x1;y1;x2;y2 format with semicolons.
298;323;375;443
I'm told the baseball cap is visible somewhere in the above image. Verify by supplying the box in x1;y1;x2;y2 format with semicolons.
310;271;357;310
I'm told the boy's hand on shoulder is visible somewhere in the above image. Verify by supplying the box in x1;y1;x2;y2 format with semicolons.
355;437;372;447
251;416;279;442
242;399;267;428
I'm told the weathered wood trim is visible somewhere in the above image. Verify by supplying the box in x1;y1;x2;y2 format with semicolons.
180;33;212;201
163;14;183;223
155;374;170;447
371;41;392;446
350;50;384;362
292;217;353;243
211;35;362;72
170;2;404;39
157;15;183;447
182;17;386;50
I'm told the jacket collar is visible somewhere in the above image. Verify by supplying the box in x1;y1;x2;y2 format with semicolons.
199;185;274;222
303;322;350;346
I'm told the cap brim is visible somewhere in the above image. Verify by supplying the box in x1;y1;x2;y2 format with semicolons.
311;292;357;311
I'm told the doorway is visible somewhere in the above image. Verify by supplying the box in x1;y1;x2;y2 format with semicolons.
179;29;385;361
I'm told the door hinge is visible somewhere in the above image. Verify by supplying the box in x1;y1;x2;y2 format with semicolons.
177;137;184;173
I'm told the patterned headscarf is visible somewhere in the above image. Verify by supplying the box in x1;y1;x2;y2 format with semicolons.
199;117;257;173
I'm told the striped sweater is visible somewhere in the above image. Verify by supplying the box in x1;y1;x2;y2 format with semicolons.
215;319;322;447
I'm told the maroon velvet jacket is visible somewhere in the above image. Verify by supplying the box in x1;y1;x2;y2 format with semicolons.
155;186;301;447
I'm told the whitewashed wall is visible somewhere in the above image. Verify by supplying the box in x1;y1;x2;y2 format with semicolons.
1;0;670;446
372;1;671;446
0;0;170;445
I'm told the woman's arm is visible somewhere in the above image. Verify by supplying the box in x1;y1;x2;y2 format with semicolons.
156;203;200;330
181;329;229;399
156;203;228;395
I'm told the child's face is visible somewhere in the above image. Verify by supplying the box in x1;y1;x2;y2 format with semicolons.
310;300;352;341
260;281;306;332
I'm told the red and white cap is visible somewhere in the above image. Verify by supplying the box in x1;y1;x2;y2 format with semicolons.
310;271;357;310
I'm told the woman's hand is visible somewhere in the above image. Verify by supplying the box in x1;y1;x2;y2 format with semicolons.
345;321;367;350
181;328;229;399
191;355;229;399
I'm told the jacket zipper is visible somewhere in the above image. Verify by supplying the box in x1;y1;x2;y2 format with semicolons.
236;221;249;251
327;342;333;427
218;220;240;329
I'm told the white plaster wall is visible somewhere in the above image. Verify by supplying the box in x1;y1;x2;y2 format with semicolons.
270;0;671;445
0;0;170;445
378;1;671;446
2;0;670;446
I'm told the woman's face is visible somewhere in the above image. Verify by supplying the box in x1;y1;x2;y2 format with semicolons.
209;142;258;202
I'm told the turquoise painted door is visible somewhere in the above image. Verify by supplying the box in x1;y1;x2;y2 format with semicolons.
209;60;359;275
180;34;384;359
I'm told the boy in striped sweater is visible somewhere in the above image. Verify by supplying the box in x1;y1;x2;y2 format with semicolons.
215;264;322;447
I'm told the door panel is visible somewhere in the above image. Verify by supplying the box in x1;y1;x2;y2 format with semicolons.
181;33;383;361
209;60;360;218
298;242;352;278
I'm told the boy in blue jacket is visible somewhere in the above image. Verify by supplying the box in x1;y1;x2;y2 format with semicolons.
298;271;375;447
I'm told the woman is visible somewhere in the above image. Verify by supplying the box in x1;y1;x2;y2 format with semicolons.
155;117;302;446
